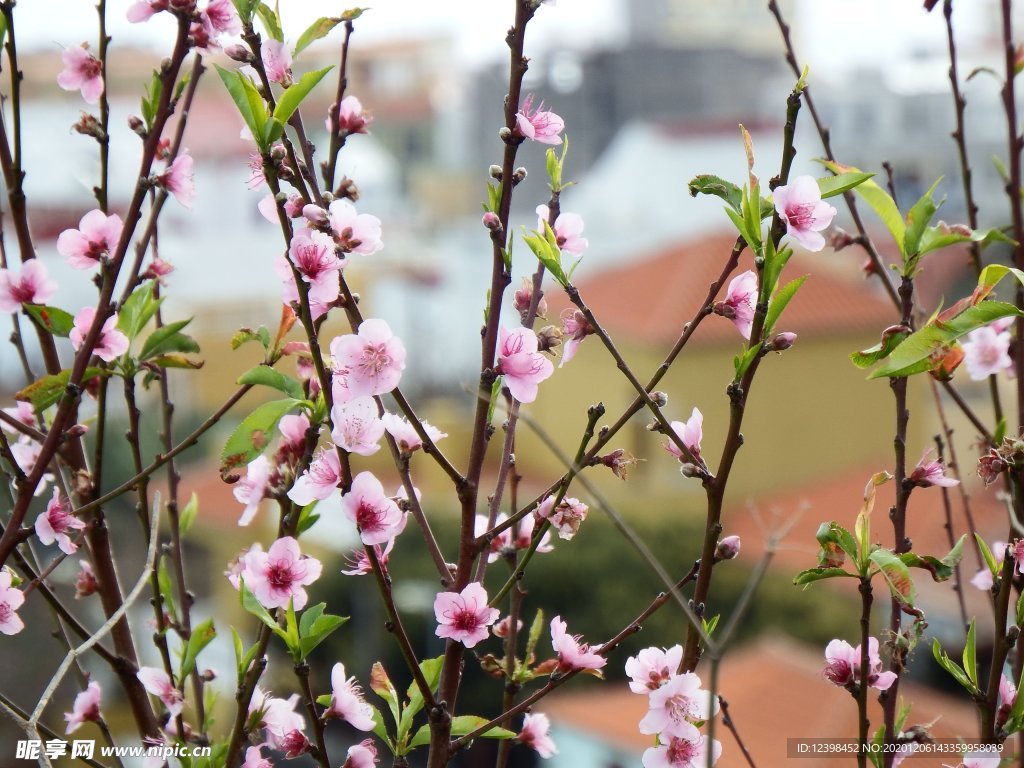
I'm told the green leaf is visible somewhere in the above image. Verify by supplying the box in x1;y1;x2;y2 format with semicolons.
963;619;977;686
14;367;106;411
815;521;858;565
237;365;305;399
917;225;1012;258
688;174;743;213
220;398;301;473
485;181;502;214
523;225;566;286
870;301;1022;379
295;17;341;54
763;275;806;335
180;618;216;678
157;558;178;623
272;66;334;132
975;533;1000;579
821;161;905;254
724;205;759;254
215;64;270;152
869;548;916;606
255;2;284;40
231;326;272;351
119;283;163;340
932;637;977;694
140;319;199;360
409;717;514;749
23;305;74;337
793;567;857;585
398;656;443;740
850;327;911;369
141;69;162;131
898;535;966;582
732;345;760;383
239;579;288;643
902;178;943;262
525;608;544;661
231;0;260;23
298;610;348;659
817;171;874;199
148;354;203;371
179;492;199;536
341;7;368;21
370;662;401;728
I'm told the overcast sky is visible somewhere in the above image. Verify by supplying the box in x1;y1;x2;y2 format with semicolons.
15;0;997;77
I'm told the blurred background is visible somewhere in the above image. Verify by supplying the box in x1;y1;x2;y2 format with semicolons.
1;0;1020;765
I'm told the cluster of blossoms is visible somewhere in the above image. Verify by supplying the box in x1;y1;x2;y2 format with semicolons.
625;645;720;768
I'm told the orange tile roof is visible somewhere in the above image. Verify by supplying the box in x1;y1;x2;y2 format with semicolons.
541;635;980;767
550;232;900;348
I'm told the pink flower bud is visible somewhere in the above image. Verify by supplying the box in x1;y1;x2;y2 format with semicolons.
224;44;251;62
715;535;741;560
482;212;501;231
302;204;329;226
769;331;797;352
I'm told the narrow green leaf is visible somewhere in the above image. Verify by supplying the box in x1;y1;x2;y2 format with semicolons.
220;398;301;473
522;229;566;286
180;618;216;678
298;612;348;659
821;161;905;254
869;548;916;606
140;319;198;360
931;637;977;694
255;2;284;40
764;275;807;335
975;533;1000;579
902;178;943;261
370;662;401;728
817;171;874;199
399;656;444;740
179;492;199;536
793;567;857;585
214;64;269;151
295;17;341;54
119;283;163;340
963;619;977;686
273;66;334;126
23;305;74;337
237;365;305;399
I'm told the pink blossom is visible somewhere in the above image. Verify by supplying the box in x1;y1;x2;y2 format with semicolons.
326;662;376;730
242;536;322;610
663;408;703;463
331;396;385;456
274;250;338;320
626;645;684;694
288;447;341;506
35;488;86;555
998;672;1016;727
961;751;1003;768
10;438;53;496
714;270;758;339
475;514;512;563
328;95;373;135
241;747;272;768
262;39;293;85
536;495;588;541
330;319;406;400
518;713;558;758
0;261;58;312
142;257;175;284
434;581;499;648
559;309;593;367
57;45;104;104
514;511;553;553
382;412;447;453
341;471;405;546
249;688;306;749
909;448;959;488
962;324;1013;380
287;228;345;286
157;152;195;208
342;540;393;576
277;412;310;460
0;570;24;635
492;615;523;638
514;94;564;145
495;326;554;403
715;535;741;560
640;672;716;739
57;210;123;270
127;0;167;22
225;543;262;591
328;199;384;255
1;401;34;433
70;307;130;362
772;174;837;252
201;0;241;36
550;616;606;674
642;733;721;768
536;205;588;257
823;637;896;691
137;667;184;718
233;454;270;526
972;541;1006;591
259;191;305;223
64;681;102;734
342;740;379;768
75;561;99;598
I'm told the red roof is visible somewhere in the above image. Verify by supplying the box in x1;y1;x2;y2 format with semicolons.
551;232;899;348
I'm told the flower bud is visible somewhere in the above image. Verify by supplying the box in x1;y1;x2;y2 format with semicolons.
335;175;359;201
224;44;251;63
512;167;527;184
679;462;700;478
489;165;503;180
536;324;562;352
73;113;105;141
498;126;512;141
201;669;217;682
270;143;288;162
600;448;641;481
302;204;329;226
74;562;99;599
715;535;741;560
127;115;147;137
828;227;856;251
768;331;797;352
650;391;669;407
979;450;1010;486
861;257;877;277
66;423;89;438
482;212;502;232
